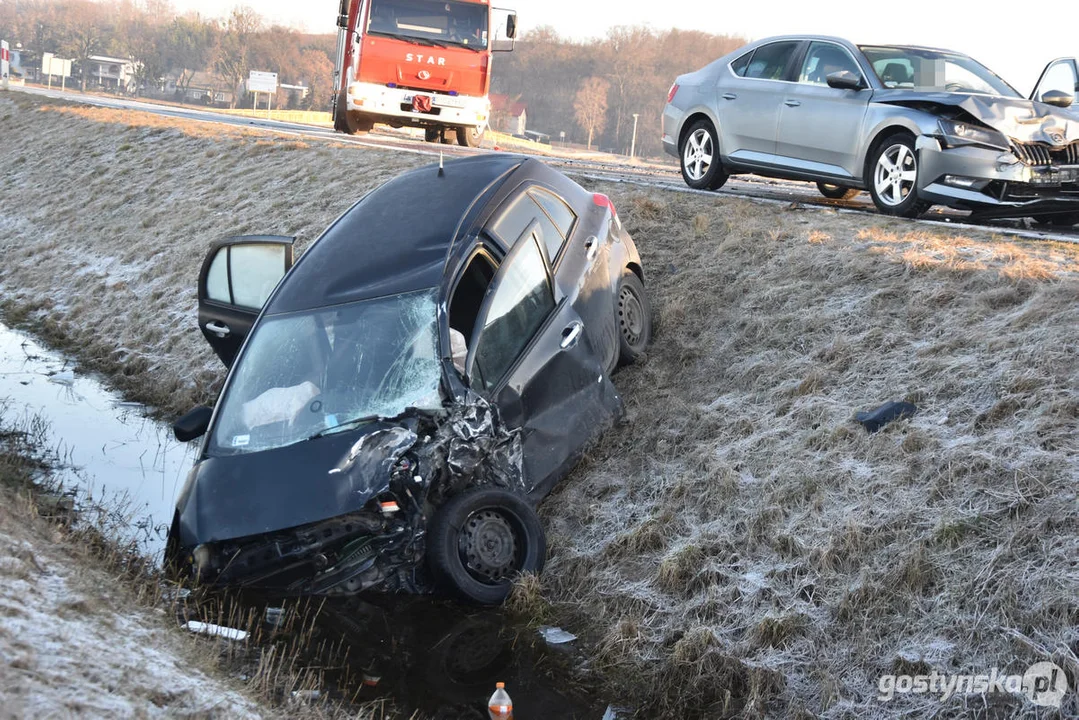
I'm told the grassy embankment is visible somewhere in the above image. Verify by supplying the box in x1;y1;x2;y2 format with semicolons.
0;92;1076;717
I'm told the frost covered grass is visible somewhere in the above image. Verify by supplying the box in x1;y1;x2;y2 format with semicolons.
0;92;424;417
0;409;395;718
1;93;1077;717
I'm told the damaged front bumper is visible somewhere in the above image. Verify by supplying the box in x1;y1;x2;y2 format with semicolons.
167;399;528;597
916;135;1079;219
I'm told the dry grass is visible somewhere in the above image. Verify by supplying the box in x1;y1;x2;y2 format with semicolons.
2;93;1078;717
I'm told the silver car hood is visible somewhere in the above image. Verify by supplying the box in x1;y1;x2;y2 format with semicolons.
873;89;1078;144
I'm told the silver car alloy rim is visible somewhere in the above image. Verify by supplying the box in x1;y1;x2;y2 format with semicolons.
874;143;917;207
683;128;713;181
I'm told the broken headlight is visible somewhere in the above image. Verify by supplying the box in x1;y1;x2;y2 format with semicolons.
937;119;1009;151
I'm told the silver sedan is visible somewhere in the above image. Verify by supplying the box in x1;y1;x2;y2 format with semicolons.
662;37;1079;227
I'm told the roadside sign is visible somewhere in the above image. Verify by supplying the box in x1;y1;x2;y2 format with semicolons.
1;40;9;90
248;71;278;94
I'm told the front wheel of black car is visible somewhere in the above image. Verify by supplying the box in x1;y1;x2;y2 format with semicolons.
868;134;931;218
428;488;546;606
1032;212;1079;228
816;182;860;201
616;269;652;366
680;120;728;191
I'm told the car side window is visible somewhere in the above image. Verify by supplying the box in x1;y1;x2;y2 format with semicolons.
470;233;553;390
1035;61;1079;102
743;41;800;81
489;187;570;262
730;51;752;77
799;42;862;86
529;187;576;258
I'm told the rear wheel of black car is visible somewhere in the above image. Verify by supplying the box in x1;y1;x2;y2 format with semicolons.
868;133;931;218
680;120;728;191
428;488;546;606
816;182;860;201
457;125;485;148
616;269;652;366
1032;212;1079;228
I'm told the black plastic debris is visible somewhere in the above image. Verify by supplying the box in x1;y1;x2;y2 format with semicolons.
856;401;918;433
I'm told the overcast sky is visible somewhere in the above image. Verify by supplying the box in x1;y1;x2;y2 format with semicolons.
171;0;1072;96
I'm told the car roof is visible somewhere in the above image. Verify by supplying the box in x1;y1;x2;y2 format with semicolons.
746;35;956;55
267;154;525;314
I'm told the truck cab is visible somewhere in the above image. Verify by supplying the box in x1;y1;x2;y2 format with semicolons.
332;0;517;147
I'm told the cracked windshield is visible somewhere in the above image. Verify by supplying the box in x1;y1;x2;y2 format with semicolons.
209;290;441;455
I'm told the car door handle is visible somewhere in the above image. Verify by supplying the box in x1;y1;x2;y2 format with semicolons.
560;322;583;350
584;235;599;262
784;99;801;107
205;321;231;338
722;92;737;101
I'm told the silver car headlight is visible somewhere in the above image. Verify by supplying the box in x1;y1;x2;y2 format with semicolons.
937;119;1009;151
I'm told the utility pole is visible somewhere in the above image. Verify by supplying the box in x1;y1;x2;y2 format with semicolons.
630;113;640;159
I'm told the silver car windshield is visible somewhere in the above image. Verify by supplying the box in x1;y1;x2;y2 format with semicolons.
208;289;442;456
860;46;1020;98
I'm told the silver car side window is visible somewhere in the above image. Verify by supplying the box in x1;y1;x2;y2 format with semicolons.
798;42;863;86
742;41;799;82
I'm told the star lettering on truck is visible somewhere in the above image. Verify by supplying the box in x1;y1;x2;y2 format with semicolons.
404;53;446;66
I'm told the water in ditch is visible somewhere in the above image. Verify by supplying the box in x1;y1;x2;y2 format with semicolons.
0;319;612;718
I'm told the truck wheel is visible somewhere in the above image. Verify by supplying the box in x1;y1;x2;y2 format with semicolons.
424;128;442;143
427;488;546;606
336;106;374;135
457;126;485;148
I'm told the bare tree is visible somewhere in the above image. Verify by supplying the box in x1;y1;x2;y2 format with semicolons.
213;6;262;107
574;76;608;150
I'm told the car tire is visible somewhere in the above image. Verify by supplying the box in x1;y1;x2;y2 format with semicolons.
427;488;546;606
616;269;652;367
816;182;860;201
1032;213;1079;228
867;133;932;218
679;120;729;191
457;126;485;148
424;127;442;143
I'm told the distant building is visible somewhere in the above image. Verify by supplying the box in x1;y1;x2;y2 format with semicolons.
87;55;135;92
164;71;236;107
489;94;527;135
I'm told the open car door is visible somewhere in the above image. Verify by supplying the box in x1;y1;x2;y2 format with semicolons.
198;235;295;368
1031;58;1079;110
466;226;622;498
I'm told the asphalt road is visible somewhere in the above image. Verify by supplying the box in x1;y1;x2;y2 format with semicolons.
12;84;1079;243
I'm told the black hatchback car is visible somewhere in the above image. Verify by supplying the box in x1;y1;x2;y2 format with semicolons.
167;155;651;604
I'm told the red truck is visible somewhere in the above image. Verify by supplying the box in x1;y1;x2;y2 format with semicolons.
332;0;517;147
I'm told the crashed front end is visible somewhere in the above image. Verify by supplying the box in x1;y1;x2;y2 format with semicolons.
905;94;1079;219
166;400;526;597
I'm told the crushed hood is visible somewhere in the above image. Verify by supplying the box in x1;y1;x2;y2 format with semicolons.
174;398;525;548
873;89;1079;144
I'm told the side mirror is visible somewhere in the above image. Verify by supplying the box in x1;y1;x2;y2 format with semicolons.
506;14;517;39
826;71;864;91
1040;90;1075;108
174;406;213;443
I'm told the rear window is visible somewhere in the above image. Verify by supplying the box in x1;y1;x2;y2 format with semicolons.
744;41;800;81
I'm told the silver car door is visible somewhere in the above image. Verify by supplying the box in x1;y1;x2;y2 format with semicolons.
1031;58;1078;110
716;41;801;164
775;41;872;179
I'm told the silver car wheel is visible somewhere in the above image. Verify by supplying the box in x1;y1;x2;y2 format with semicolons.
683;128;713;182
873;143;918;207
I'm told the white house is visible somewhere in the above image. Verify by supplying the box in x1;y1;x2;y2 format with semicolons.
87;55;135;92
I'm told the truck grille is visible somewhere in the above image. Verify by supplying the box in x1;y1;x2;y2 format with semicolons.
1012;141;1079;166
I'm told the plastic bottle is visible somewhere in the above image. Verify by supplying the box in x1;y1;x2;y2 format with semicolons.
488;682;513;719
